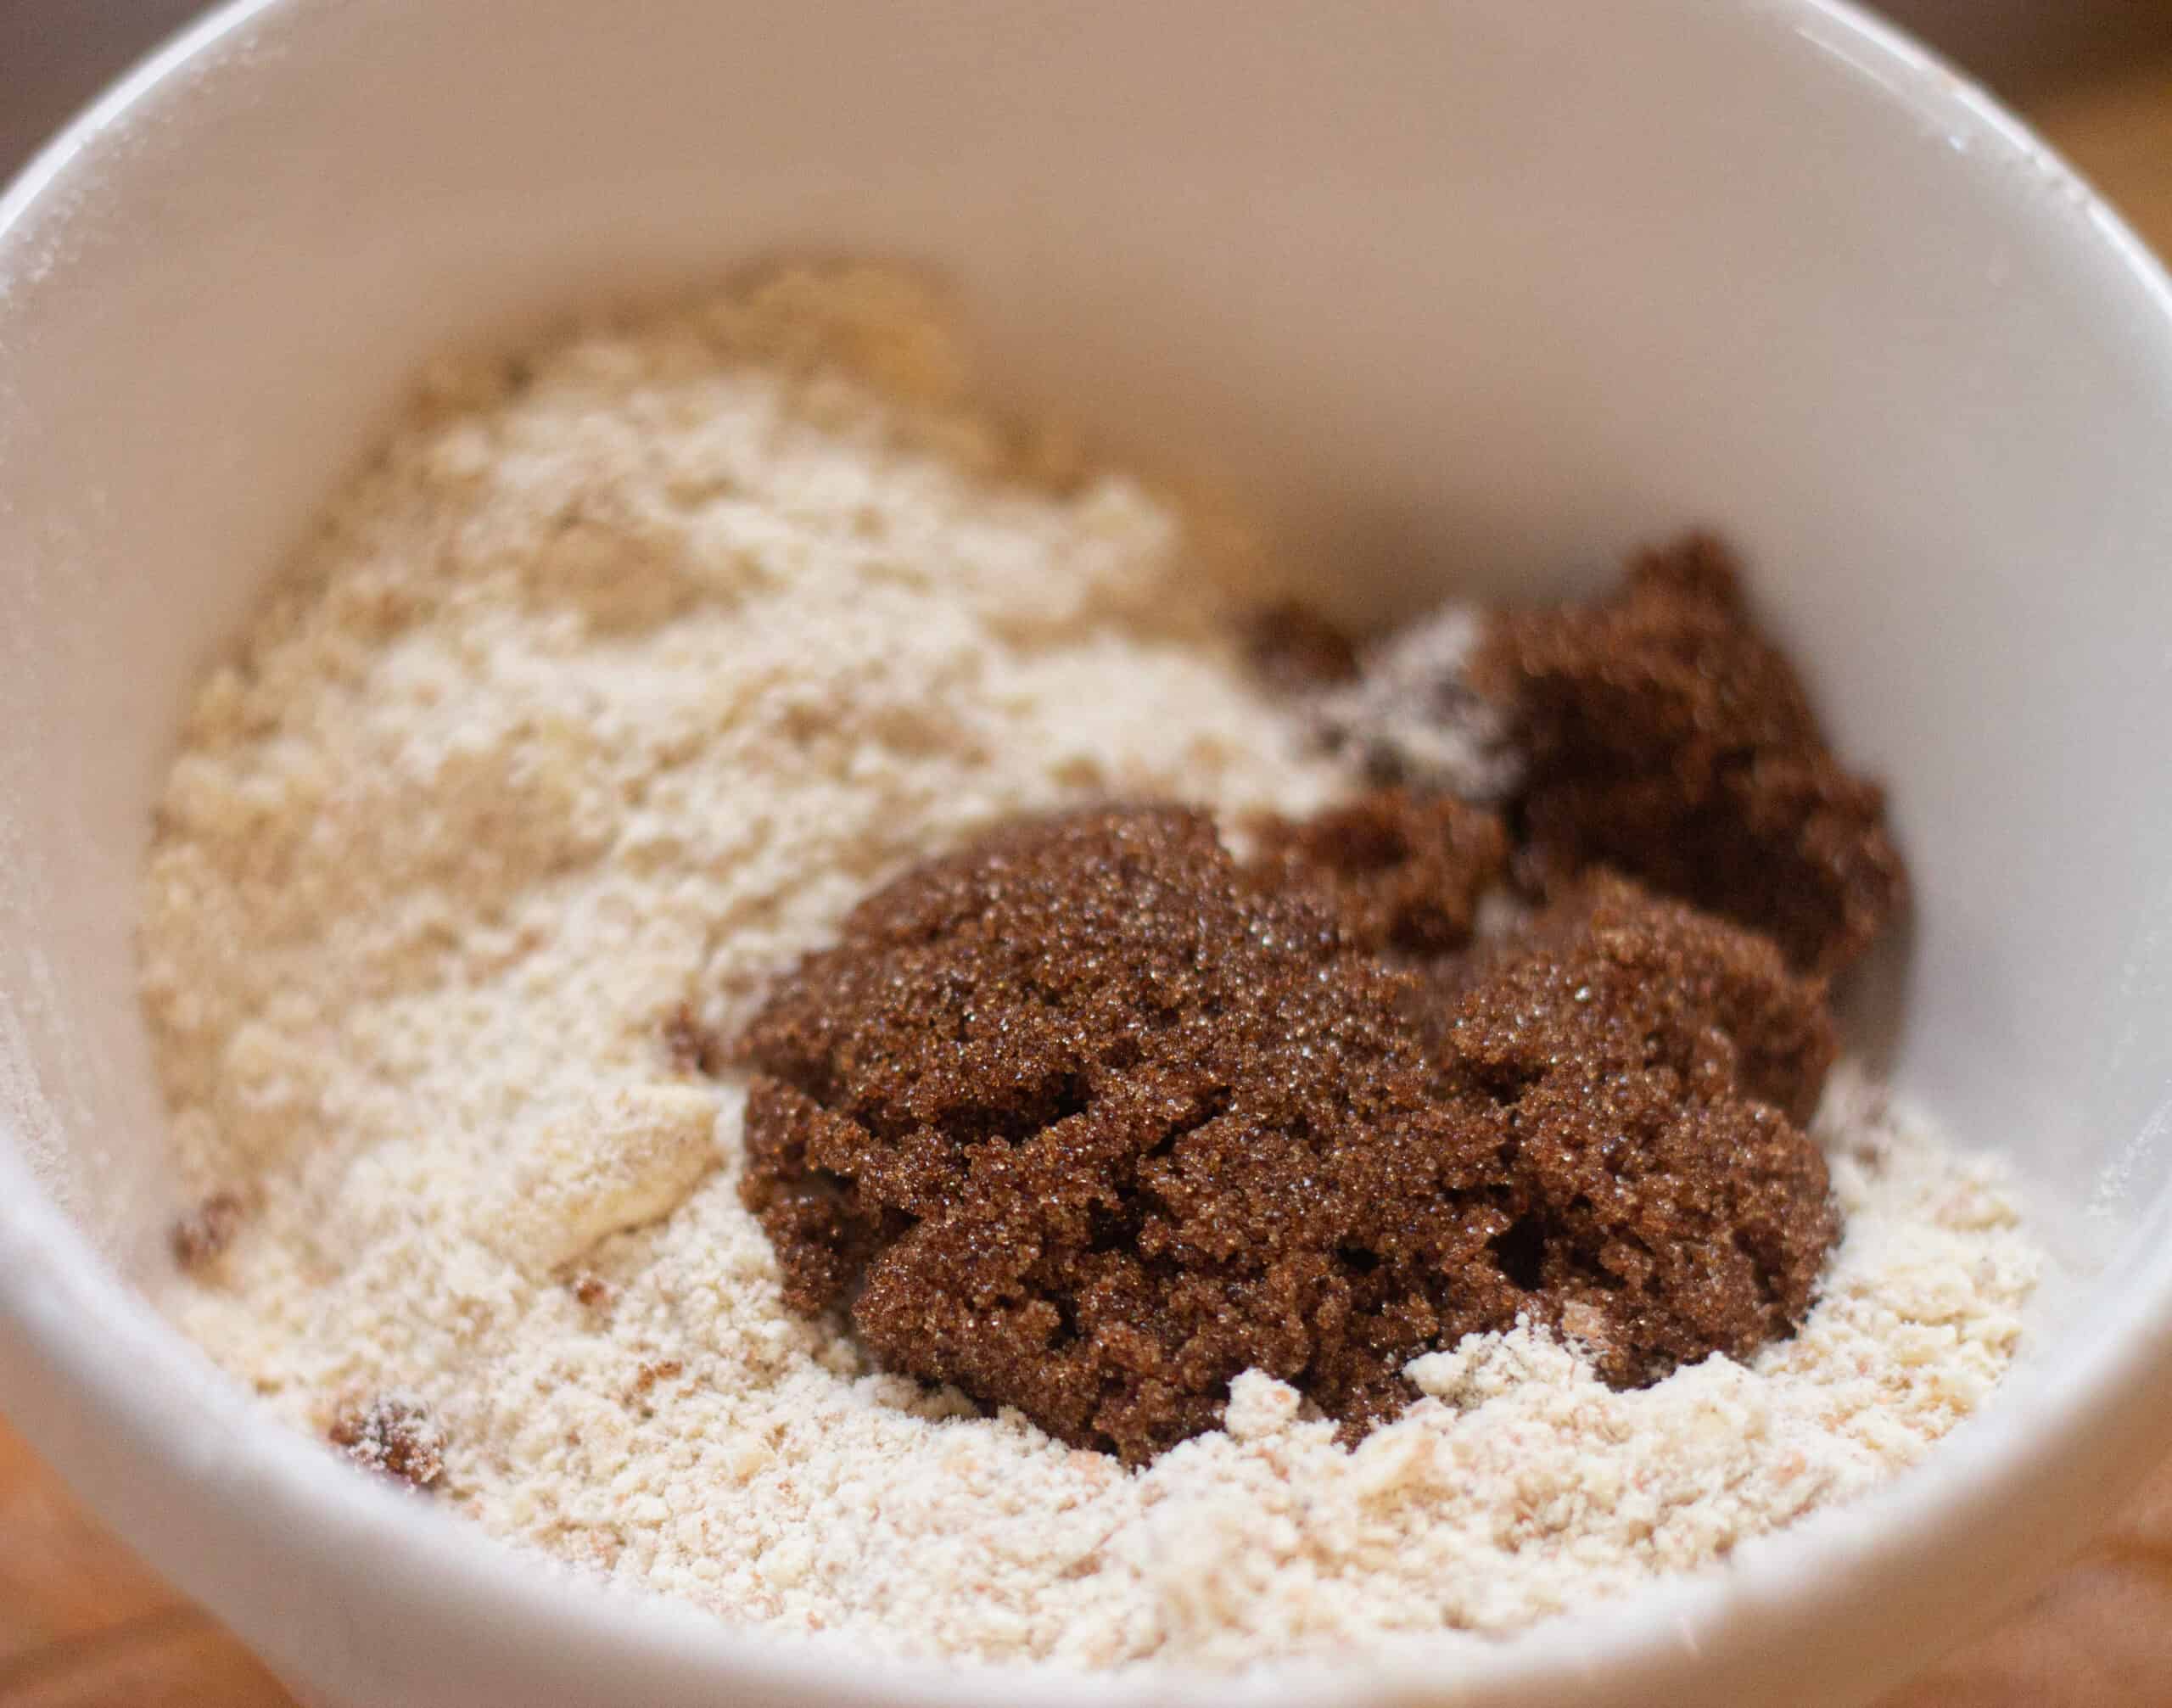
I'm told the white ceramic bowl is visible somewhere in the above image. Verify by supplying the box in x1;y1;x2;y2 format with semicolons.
5;3;2172;1704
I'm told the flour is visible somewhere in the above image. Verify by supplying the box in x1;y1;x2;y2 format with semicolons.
145;266;2040;1667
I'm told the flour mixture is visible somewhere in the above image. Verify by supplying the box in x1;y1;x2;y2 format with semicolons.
145;266;2039;1667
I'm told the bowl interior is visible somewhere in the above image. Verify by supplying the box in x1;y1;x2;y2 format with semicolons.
5;2;2172;1705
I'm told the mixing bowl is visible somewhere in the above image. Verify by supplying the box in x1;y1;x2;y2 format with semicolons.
5;2;2172;1703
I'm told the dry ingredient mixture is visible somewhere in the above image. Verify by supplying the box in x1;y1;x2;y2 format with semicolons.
145;266;2040;1667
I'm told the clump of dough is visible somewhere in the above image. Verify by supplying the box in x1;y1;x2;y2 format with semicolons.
484;1084;719;1274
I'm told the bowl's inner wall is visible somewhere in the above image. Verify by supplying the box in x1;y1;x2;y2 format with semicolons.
4;0;2171;1311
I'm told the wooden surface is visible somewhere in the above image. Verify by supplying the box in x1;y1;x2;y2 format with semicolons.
3;43;2172;1708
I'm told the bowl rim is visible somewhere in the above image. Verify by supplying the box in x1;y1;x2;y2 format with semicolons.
6;1;2172;1703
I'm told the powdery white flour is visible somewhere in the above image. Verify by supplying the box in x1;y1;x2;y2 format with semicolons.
144;268;2040;1667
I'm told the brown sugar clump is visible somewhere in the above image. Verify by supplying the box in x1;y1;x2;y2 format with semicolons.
627;1358;685;1403
1474;535;1905;978
568;1270;613;1309
663;1002;722;1076
1445;874;1839;1385
329;1396;445;1490
1249;789;1509;957
738;806;1514;1460
735;803;1839;1462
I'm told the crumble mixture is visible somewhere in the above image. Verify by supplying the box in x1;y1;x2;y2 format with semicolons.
144;267;2040;1666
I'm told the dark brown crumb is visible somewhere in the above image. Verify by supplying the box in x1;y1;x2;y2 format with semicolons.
627;1358;685;1400
1473;534;1906;978
735;804;1836;1464
170;1191;246;1272
1244;601;1361;692
329;1397;445;1490
568;1271;612;1309
1250;788;1508;957
663;1002;721;1076
1442;872;1839;1384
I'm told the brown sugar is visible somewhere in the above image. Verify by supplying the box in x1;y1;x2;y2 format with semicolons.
1248;788;1509;957
1442;872;1839;1385
737;804;1497;1462
627;1358;686;1404
1474;535;1905;977
568;1271;613;1310
734;803;1838;1463
663;1002;722;1077
328;1396;445;1490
